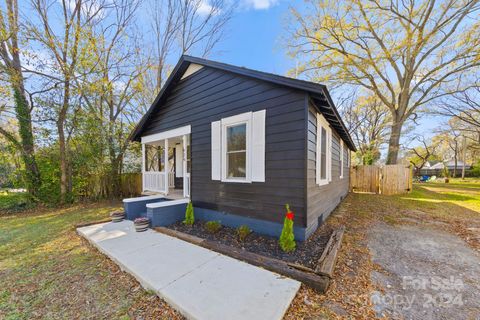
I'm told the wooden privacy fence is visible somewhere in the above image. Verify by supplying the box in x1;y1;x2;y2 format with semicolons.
350;164;413;195
82;172;142;199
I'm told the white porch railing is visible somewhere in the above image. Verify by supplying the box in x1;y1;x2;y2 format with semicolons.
184;174;190;198
168;172;175;188
143;171;166;193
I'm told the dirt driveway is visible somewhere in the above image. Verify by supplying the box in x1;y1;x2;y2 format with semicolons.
368;222;480;319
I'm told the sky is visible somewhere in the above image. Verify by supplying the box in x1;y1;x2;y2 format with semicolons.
208;0;298;76
204;0;440;150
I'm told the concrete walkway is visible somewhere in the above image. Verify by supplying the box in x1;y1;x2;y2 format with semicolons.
77;221;300;320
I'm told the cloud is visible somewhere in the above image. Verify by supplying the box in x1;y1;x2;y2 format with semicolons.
197;1;215;15
242;0;279;10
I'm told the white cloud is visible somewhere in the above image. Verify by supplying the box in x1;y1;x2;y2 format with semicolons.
242;0;279;10
197;1;215;15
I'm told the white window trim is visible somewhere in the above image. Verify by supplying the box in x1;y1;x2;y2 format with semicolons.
340;139;344;179
316;112;332;186
221;112;252;183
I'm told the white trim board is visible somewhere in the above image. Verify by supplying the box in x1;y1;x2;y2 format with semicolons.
180;63;204;80
141;125;191;144
146;198;190;208
123;195;165;203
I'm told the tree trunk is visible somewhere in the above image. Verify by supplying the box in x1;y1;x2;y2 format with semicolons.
58;119;68;203
58;81;71;203
453;153;457;178
386;117;403;164
12;86;41;197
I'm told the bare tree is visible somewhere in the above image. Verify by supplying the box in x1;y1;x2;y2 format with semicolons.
76;0;145;196
27;0;107;202
147;0;234;93
340;92;390;164
288;0;480;164
0;0;41;196
408;136;438;172
437;85;480;137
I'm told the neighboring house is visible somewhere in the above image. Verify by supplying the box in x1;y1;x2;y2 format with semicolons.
124;55;356;241
419;159;472;176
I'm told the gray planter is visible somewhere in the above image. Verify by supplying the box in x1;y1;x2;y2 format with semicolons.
110;211;125;223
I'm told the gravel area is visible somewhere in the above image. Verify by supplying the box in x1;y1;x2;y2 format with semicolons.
168;221;332;269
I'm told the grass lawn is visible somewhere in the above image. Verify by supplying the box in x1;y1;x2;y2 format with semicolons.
0;202;182;320
1;179;479;319
285;178;480;319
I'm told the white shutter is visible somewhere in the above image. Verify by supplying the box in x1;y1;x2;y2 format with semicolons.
316;114;321;185
328;127;332;182
251;110;266;182
211;121;221;180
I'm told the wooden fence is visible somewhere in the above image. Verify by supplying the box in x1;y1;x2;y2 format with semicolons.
82;172;142;199
350;164;413;195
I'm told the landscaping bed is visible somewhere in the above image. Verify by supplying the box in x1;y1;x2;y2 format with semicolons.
167;221;333;269
157;220;345;292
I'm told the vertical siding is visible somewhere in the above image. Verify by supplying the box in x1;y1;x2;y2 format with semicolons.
142;67;307;227
306;102;350;234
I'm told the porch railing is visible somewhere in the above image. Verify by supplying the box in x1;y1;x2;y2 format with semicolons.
184;173;190;197
143;171;165;193
168;172;175;188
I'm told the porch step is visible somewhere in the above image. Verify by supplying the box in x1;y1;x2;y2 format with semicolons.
146;199;190;227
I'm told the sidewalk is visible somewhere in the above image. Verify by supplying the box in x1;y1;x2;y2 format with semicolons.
77;221;300;320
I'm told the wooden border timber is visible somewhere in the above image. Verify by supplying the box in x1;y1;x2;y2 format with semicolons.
155;226;346;293
315;226;345;275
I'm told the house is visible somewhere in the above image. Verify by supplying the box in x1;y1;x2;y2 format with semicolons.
123;56;356;241
419;159;472;176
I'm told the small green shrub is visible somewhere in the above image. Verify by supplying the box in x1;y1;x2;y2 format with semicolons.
236;225;252;242
279;204;296;252
183;201;194;226
204;220;222;233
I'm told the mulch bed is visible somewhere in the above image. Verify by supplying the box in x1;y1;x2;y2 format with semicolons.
167;221;333;269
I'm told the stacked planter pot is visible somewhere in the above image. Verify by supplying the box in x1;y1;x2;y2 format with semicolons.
134;217;150;232
110;211;125;222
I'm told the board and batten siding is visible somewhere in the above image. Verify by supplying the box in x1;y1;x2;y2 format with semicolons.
141;66;308;227
306;103;350;234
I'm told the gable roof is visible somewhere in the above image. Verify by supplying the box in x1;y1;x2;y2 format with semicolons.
130;55;356;151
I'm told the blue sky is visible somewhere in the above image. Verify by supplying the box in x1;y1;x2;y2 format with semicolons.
205;0;440;149
209;0;298;77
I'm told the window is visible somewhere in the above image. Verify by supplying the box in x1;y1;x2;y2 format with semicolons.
316;113;331;186
226;124;247;178
340;140;344;179
211;110;266;183
220;112;251;182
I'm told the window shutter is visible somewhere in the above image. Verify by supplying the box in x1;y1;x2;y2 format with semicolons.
316;114;321;185
251;110;266;182
328;127;332;182
211;121;221;180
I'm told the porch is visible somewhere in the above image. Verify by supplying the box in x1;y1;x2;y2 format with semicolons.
141;125;191;199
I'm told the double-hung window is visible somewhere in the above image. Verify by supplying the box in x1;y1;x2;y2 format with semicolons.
316;112;332;186
225;121;249;181
211;110;266;183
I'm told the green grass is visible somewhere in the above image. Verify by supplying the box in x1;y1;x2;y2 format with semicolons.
0;202;182;319
0;203;135;319
395;178;480;219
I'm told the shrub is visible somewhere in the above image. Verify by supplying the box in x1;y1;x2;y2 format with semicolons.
204;220;222;233
279;204;296;252
183;201;194;225
236;225;252;242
